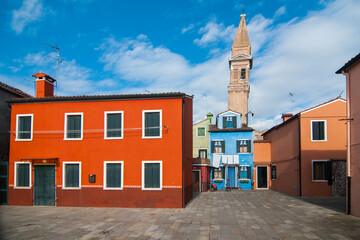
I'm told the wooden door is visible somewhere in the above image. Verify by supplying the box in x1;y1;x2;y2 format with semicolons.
192;171;200;192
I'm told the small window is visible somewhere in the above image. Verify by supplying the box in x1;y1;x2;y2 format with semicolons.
313;160;331;182
241;69;246;79
143;110;162;138
142;161;162;190
104;161;123;190
199;149;207;158
16;114;33;141
311;120;326;141
104;111;123;139
223;116;237;128
64;113;83;140
211;140;225;153
213;167;224;179
14;162;31;188
237;140;251;153
238;166;251;179
271;165;276;180
63;162;81;189
197;127;206;137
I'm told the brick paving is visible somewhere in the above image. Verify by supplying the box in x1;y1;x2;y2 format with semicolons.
1;190;359;239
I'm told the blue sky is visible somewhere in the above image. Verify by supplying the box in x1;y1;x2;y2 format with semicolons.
1;0;359;130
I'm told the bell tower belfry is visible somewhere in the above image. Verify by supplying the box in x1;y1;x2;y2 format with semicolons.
228;14;253;125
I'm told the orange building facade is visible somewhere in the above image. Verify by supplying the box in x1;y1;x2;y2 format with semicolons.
253;140;272;190
8;73;193;208
263;98;347;197
337;52;360;217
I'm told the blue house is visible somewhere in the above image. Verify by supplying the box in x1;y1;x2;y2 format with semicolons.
209;110;254;190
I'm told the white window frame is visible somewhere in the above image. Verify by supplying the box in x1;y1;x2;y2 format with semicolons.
14;162;32;189
62;162;81;189
103;161;124;190
15;114;33;141
64;113;83;140
197;126;206;137
142;161;162;190
142;110;162;139
311;120;327;142
312;160;329;182
104;111;124;140
212;139;224;154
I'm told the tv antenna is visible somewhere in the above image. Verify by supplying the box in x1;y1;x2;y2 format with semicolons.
289;92;295;113
45;43;66;95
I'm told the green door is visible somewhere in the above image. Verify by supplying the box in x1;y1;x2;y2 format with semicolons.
34;165;55;206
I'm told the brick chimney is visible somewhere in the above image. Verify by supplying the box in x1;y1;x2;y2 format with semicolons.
32;72;56;98
282;113;293;122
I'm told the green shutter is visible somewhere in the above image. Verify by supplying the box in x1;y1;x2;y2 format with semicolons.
222;117;226;128
247;140;251;153
233;116;237;128
211;141;215;153
222;141;225;153
221;167;225;179
19;116;31;139
247;166;251;179
145;112;160;137
67;115;81;138
65;164;79;187
16;164;29;187
319;121;325;140
236;140;240;153
145;163;160;188
106;163;121;188
107;113;122;138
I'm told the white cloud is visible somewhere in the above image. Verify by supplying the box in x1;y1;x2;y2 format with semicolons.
182;24;195;34
274;6;286;18
249;0;360;130
194;18;236;47
11;0;44;34
98;35;230;122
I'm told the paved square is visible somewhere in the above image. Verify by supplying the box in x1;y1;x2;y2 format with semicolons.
1;190;359;239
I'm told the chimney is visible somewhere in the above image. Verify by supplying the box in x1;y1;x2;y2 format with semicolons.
282;113;293;122
32;72;56;98
206;112;213;123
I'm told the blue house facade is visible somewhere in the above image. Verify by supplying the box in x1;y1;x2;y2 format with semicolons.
209;110;254;190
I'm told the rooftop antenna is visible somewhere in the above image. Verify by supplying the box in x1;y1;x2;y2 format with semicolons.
24;78;36;94
338;90;344;98
45;43;65;96
289;92;295;113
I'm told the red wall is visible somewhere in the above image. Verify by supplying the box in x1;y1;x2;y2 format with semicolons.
9;96;192;208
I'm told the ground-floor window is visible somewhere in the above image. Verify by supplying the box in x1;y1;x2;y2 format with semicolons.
142;161;162;190
238;166;251;179
271;165;276;180
312;160;331;182
104;161;124;190
63;162;81;189
213;167;224;179
14;162;31;188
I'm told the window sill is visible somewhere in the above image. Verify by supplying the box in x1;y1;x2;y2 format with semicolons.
14;186;31;189
311;140;327;142
141;188;162;191
312;180;328;182
142;136;162;139
64;138;83;141
15;139;32;141
62;187;81;190
103;187;123;190
104;137;123;140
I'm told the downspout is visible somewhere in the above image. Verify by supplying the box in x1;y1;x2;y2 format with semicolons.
182;96;185;208
298;115;302;197
344;71;351;214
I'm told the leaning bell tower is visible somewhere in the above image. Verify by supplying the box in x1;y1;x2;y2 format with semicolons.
228;14;253;125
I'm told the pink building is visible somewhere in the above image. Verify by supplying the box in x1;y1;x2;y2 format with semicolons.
263;98;347;197
336;52;360;217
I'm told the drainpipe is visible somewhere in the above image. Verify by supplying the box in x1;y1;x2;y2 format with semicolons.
298;116;302;197
344;71;351;214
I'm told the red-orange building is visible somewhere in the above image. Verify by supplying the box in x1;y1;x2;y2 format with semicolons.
8;73;193;208
263;98;347;197
337;52;360;217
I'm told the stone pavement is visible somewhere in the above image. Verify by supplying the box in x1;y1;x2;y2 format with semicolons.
0;190;359;240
